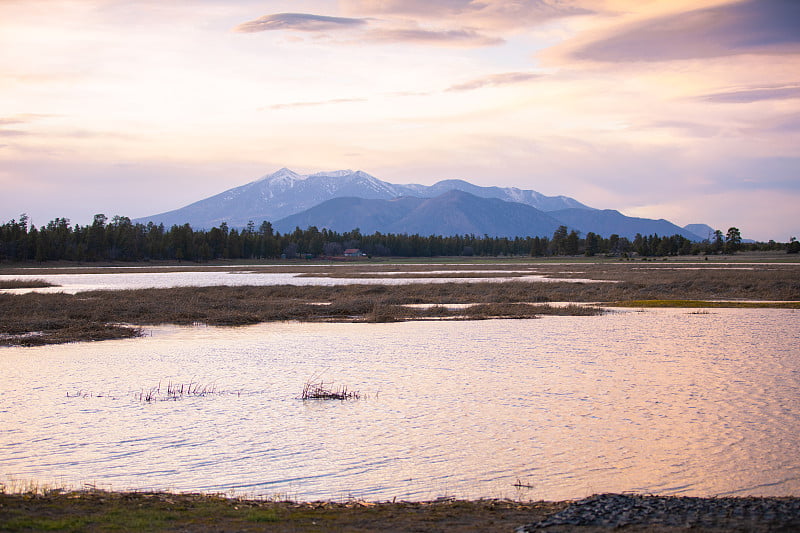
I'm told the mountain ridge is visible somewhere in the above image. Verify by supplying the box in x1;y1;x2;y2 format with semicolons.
134;168;591;230
273;190;701;240
134;168;706;241
273;190;567;238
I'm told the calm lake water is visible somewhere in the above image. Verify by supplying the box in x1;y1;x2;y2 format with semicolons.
2;308;798;501
0;267;605;294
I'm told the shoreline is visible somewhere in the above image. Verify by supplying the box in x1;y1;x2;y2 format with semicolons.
2;490;799;532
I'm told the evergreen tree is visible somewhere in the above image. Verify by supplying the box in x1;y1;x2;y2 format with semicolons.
725;227;742;254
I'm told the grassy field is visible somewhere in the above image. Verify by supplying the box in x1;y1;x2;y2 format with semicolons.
0;490;567;533
1;260;798;346
2;490;799;532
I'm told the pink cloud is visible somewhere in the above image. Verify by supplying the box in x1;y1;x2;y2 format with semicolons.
234;13;367;33
446;71;542;92
568;0;800;62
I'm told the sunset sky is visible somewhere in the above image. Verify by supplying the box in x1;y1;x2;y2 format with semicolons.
1;0;798;241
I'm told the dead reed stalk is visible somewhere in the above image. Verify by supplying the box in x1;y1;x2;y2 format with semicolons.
135;380;219;402
301;379;360;400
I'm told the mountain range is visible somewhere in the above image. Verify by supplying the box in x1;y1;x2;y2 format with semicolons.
134;168;706;241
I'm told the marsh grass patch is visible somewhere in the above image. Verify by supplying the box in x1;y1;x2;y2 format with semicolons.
0;278;56;289
2;262;797;345
301;378;361;401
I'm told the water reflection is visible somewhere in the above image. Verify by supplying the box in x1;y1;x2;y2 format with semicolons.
0;268;608;294
1;309;798;501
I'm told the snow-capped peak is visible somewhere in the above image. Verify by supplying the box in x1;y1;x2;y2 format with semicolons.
309;169;355;179
267;167;305;181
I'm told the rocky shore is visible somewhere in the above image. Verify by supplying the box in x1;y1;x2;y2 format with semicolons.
519;493;800;531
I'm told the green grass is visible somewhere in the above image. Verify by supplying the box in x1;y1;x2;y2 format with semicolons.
245;508;280;522
2;490;798;532
1;515;90;532
0;491;276;532
0;490;568;532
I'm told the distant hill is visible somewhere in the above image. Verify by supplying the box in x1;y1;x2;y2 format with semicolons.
133;168;590;230
273;196;423;235
548;208;703;241
274;190;565;237
413;179;588;212
683;223;716;241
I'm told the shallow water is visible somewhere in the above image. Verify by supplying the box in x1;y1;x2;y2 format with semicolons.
1;308;799;501
0;271;561;294
0;265;612;294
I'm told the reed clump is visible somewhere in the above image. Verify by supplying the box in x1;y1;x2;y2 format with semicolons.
301;379;360;400
135;381;220;402
0;278;56;289
459;303;534;319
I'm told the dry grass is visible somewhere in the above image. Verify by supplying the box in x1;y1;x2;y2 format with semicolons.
1;262;797;346
0;278;55;289
301;378;360;400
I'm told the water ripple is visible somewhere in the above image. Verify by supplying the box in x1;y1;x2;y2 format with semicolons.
1;309;798;501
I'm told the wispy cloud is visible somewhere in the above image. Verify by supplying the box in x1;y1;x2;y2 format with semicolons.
713;157;800;192
265;97;368;110
366;26;502;47
447;71;541;92
384;90;432;98
764;112;800;132
0;113;53;126
235;11;503;47
647;120;720;138
343;0;477;17
0;114;42;137
234;13;367;33
704;84;800;103
341;0;592;30
0;129;27;137
569;0;800;62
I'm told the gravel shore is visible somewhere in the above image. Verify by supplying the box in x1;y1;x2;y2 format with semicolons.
518;493;800;532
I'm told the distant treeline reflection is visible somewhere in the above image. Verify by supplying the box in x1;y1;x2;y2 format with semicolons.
0;214;794;262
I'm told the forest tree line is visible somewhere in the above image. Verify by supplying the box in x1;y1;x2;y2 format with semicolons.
0;213;796;263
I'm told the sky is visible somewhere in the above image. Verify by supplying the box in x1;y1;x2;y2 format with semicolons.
1;0;798;241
